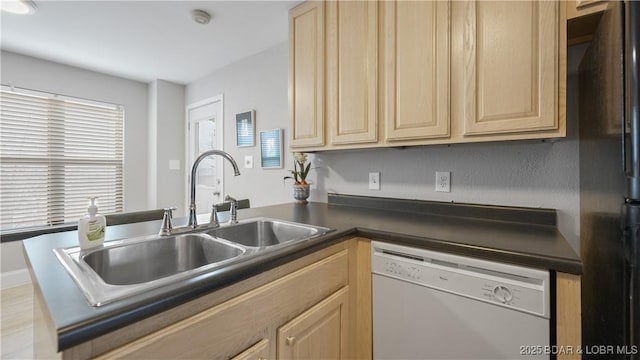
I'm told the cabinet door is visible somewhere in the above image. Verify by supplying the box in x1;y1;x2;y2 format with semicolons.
384;0;450;141
231;339;270;360
277;287;349;360
289;1;325;148
567;0;608;20
327;1;378;145
461;1;558;135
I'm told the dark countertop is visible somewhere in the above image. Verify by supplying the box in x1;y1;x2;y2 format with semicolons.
22;196;581;352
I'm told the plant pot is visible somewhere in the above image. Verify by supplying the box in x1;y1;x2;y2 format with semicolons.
292;183;310;204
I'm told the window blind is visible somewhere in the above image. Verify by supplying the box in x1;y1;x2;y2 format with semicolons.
0;87;124;231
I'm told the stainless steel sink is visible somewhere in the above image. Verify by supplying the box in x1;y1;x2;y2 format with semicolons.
54;233;245;306
54;217;332;307
205;218;331;248
83;234;244;285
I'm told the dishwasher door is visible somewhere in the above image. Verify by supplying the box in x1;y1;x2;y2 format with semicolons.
372;241;550;360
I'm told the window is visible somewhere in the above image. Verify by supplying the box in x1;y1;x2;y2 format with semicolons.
0;87;124;232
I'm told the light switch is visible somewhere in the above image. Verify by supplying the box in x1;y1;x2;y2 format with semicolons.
169;160;181;170
244;155;253;169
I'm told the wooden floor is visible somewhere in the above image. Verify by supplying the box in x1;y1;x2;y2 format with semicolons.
1;284;34;359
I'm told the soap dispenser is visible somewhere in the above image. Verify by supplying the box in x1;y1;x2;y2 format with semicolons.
78;197;106;250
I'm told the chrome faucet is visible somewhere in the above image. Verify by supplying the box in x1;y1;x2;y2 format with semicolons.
188;150;240;228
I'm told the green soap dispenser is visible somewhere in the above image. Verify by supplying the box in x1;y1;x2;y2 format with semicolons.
78;197;106;250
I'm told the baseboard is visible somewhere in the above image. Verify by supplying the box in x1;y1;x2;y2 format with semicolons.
1;269;31;290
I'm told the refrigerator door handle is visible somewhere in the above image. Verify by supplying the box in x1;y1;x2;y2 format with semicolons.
625;0;640;200
624;104;628;175
622;0;629;177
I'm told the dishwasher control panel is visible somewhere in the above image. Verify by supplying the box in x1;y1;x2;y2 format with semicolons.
372;241;550;318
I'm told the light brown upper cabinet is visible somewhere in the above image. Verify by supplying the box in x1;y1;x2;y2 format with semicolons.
326;1;378;145
457;1;559;136
288;0;566;152
567;0;608;20
289;1;325;148
383;0;450;142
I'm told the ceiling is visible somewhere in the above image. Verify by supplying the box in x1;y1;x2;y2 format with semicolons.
1;1;300;85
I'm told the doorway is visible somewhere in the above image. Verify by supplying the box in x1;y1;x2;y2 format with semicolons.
186;95;224;214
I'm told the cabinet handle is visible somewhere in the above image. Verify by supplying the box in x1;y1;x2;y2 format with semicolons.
285;336;296;346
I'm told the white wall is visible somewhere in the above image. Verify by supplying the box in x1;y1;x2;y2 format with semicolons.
186;42;291;207
148;80;186;214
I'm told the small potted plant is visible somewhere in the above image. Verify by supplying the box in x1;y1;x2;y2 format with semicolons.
284;152;312;204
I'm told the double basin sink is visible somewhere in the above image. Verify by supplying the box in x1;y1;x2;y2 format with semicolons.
54;218;332;306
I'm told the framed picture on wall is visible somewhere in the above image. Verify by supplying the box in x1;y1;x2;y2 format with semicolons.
260;128;283;169
235;110;255;147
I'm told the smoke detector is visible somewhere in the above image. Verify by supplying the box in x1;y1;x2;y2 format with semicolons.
191;9;211;25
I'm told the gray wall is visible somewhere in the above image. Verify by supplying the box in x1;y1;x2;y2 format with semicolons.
1;51;151;274
148;80;186;215
310;138;579;250
0;51;150;212
186;42;291;207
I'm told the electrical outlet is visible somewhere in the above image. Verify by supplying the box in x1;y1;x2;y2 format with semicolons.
435;171;451;192
369;172;381;190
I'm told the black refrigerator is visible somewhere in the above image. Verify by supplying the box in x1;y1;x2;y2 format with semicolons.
579;1;640;358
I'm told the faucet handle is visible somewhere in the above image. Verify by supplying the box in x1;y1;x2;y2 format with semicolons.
209;204;220;227
159;207;176;236
224;195;239;224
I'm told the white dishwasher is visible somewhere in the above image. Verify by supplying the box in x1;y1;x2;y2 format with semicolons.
372;241;550;360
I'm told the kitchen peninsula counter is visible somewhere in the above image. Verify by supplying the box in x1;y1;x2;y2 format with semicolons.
23;194;581;353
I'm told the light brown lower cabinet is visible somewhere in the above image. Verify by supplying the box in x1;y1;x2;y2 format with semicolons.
556;272;582;360
74;238;372;360
277;287;348;360
95;250;350;359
